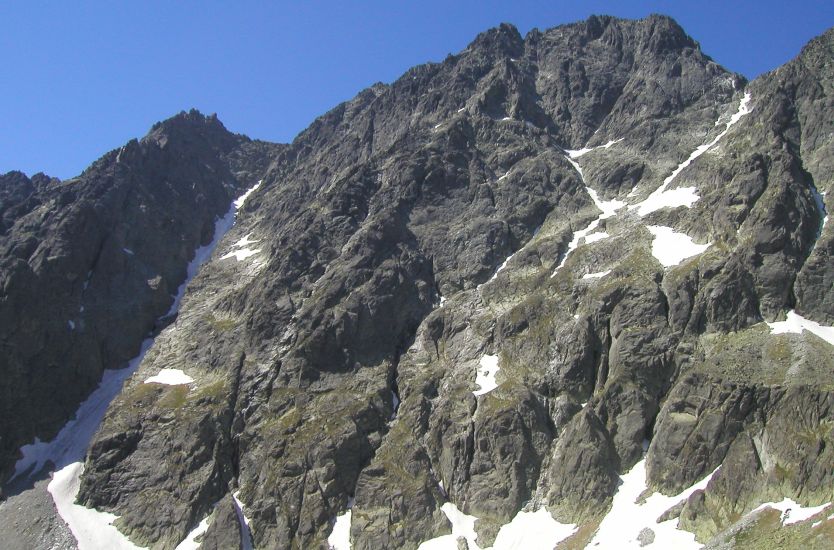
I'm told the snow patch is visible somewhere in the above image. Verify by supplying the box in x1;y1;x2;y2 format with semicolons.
122;248;134;255
328;499;354;550
633;93;752;217
173;510;211;550
220;248;261;262
588;459;719;549
473;354;500;396
233;181;261;209
491;507;576;549
143;368;194;386
647;225;710;267
498;171;511;181
767;310;834;346
68;320;76;330
233;492;254;550
565;138;623;159
48;463;146;550
583;232;609;244
751;498;831;526
582;270;611;280
231;234;260;248
418;502;479;550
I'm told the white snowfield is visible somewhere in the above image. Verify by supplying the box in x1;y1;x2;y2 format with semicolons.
143;368;194;386
588;459;719;549
473;354;501;396
417;502;577;550
646;225;711;267
11;181;263;550
767;310;834;346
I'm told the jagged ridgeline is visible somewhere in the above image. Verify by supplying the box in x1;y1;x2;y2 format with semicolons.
1;14;833;550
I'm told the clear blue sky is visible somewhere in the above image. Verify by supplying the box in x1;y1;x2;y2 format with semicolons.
2;1;832;179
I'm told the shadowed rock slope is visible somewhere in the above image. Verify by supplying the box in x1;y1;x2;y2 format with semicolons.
3;14;834;550
0;111;282;488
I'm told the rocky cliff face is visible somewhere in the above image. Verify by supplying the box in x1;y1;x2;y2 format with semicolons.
3;14;834;550
0;111;281;486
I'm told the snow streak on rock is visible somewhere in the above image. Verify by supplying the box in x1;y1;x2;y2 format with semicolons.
633;92;752;217
12;180;263;550
551;155;624;278
233;491;255;550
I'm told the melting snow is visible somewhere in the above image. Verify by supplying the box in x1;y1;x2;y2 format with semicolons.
647;225;710;267
48;463;146;550
166;180;261;315
231;234;260;248
220;248;261;262
233;491;254;550
633;93;752;217
473;354;500;396
418;503;479;550
583;232;609;244
588;459;719;549
767;310;834;346
419;503;576;550
233;181;261;209
143;369;194;386
582;270;611;280
491;508;576;549
328;499;354;550
750;498;831;526
173;511;211;550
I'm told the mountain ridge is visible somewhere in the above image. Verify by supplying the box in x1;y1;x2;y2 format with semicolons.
1;13;833;550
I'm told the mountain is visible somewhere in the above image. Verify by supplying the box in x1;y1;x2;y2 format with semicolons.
2;14;833;550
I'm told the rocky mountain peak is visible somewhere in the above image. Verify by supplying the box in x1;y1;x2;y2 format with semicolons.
468;22;524;58
2;15;834;550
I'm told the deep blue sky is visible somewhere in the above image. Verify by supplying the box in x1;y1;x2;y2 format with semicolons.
2;1;832;179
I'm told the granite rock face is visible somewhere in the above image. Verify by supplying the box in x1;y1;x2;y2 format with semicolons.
3;14;834;550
